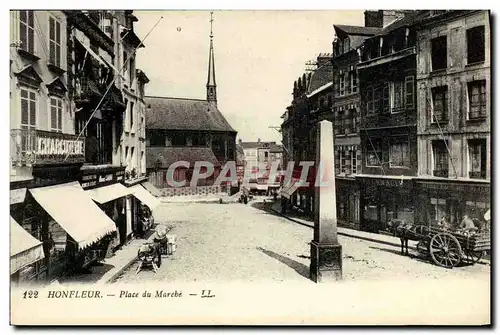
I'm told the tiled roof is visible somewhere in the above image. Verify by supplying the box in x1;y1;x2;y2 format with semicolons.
334;25;382;36
307;63;333;94
145;96;236;133
146;146;221;169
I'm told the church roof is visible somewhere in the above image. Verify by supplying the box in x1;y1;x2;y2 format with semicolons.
145;96;236;133
147;146;221;169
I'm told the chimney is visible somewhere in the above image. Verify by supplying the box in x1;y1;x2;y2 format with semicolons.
364;10;383;28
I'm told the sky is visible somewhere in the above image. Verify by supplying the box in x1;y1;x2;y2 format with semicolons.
134;10;364;144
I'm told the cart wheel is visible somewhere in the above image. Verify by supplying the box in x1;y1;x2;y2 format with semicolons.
463;250;483;264
430;233;462;268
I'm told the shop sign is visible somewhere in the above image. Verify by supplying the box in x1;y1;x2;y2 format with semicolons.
10;188;27;204
116;171;124;181
364;177;409;188
99;174;113;183
35;131;85;164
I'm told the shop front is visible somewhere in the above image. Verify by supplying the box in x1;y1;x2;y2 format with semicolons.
81;167;132;250
414;178;491;230
27;181;117;279
10;216;45;285
127;181;161;238
336;177;360;230
357;175;415;233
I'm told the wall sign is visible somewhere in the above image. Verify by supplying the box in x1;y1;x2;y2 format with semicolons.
80;168;126;189
35;130;85;164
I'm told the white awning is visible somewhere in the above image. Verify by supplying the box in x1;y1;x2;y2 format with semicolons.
130;184;161;210
10;217;44;275
29;182;117;250
280;180;300;199
141;181;162;197
86;183;132;204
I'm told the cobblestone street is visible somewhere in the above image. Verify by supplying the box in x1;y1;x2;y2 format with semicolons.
113;200;491;284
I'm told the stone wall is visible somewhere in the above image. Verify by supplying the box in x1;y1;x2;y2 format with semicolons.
158;185;222;197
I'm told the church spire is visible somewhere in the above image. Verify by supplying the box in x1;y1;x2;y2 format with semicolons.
207;11;217;107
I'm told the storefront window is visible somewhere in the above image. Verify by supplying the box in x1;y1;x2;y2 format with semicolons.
430;197;447;224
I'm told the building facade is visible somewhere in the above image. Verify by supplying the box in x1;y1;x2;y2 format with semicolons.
330;24;381;229
414;10;491;228
145;14;237;196
356;11;423;233
9;10;158;284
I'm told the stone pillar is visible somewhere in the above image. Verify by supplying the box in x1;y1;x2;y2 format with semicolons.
310;120;342;282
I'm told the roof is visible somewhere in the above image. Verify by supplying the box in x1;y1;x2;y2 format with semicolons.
145;96;236;133
307;63;333;94
241;141;278;150
307;81;333;98
269;144;283;153
334;25;382;36
146;147;221;169
380;10;429;34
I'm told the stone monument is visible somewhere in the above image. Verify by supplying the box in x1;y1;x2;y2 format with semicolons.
310;120;342;282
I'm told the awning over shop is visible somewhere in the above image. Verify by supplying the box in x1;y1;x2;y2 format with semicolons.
141;181;162;197
86;183;133;204
130;184;161;210
280;180;300;199
10;217;44;275
29;182;117;250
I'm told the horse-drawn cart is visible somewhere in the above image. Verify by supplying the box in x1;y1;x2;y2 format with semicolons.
391;222;490;268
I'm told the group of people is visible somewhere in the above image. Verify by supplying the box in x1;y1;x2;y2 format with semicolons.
437;213;489;232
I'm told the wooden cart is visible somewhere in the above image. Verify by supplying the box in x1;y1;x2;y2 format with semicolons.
395;224;490;268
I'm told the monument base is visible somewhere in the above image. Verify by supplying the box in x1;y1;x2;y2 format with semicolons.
309;241;342;283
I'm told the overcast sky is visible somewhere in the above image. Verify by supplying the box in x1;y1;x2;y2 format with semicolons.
134;10;364;143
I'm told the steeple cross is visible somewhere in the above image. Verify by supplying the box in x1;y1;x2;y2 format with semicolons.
209;11;214;38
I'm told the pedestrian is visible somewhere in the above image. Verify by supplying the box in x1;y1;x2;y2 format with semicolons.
437;216;451;230
460;215;476;230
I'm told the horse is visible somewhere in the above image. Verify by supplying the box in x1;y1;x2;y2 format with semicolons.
387;219;414;255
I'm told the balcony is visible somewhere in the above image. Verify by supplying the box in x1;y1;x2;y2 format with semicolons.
433;169;449;178
74;78;102;102
11;129;86;167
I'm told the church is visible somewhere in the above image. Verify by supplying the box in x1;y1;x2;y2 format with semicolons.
145;13;237;195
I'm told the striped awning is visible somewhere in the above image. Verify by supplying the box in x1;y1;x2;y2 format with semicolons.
10;217;44;275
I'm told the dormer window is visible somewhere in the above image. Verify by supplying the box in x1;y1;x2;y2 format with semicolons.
343;37;350;54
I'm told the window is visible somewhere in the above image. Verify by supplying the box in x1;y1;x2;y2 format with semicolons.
130;101;134;131
50;97;63;132
327;95;332;107
351;71;357;93
432;140;448;177
389;141;409;167
319;98;325;109
430;198;447;223
373;86;380;114
20;89;37;153
431;86;448;123
264;152;269;159
468;80;487;119
431;36;447;71
339;72;345;96
123;98;129;132
149;131;166;146
366;141;382;166
351;150;357;174
365;85;374;114
19;10;35;54
391;81;404;112
343;38;350;53
49;16;61;67
171;132;186;146
340;150;347;173
467;26;485;64
383;83;390;113
405;76;414;109
468;139;486;179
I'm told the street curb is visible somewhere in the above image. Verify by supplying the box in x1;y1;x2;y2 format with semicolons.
270;207;417;252
102;255;138;284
